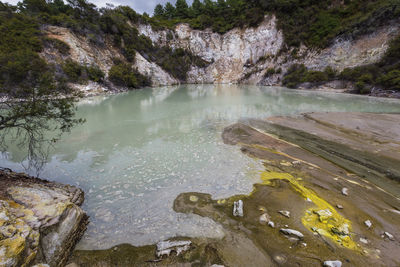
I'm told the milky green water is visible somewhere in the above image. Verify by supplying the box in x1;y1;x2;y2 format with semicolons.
2;84;400;249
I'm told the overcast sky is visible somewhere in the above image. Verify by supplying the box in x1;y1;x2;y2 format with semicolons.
3;0;194;14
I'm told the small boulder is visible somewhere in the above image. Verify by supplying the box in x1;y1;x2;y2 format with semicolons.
280;228;304;240
341;188;349;196
233;200;244;217
156;240;192;258
383;232;395;241
259;213;270;225
323;260;342;267
364;220;372;228
278;210;290;218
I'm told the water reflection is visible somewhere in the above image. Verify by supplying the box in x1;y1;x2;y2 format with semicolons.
1;85;400;249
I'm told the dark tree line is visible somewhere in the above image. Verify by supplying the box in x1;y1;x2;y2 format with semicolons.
152;0;399;47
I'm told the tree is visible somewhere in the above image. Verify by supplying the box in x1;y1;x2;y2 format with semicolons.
153;4;165;17
0;7;83;174
164;2;176;19
203;0;216;16
175;0;189;18
190;0;203;17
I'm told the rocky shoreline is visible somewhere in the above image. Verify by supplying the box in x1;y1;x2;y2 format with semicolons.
1;112;399;266
0;169;88;267
67;112;400;266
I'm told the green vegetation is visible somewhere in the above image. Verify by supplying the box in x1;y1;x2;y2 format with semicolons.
109;61;150;89
283;35;400;93
61;59;105;83
44;37;70;55
99;6;209;81
151;0;399;48
0;2;83;171
282;65;336;88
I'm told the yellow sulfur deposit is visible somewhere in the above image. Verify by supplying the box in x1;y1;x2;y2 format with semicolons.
260;171;359;250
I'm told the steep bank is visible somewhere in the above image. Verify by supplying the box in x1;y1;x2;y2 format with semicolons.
39;15;399;95
0;169;88;267
138;16;398;86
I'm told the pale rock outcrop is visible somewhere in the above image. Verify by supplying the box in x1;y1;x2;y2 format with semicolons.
139;16;399;86
0;169;88;267
250;24;399;85
42;26;178;90
134;53;179;86
139;15;284;84
42;16;399;89
43;26;121;75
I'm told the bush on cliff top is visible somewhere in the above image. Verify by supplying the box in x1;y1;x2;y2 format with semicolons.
151;0;399;48
283;34;400;92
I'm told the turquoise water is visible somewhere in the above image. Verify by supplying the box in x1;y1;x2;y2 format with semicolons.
2;84;400;249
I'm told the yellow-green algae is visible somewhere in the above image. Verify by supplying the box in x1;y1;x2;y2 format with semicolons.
0;200;39;267
260;170;359;251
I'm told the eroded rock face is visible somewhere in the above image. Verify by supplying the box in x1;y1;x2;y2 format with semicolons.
42;16;398;90
139;15;284;84
138;16;399;86
0;169;88;267
42;25;178;90
133;53;178;87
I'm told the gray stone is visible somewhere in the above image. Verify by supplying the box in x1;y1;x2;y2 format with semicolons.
279;228;304;240
341;188;349;196
156;240;192;258
383;232;395;241
259;213;270;225
278;210;290;218
323;260;342;267
233;200;244;217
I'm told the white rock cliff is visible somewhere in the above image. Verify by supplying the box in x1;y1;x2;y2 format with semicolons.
42;16;399;91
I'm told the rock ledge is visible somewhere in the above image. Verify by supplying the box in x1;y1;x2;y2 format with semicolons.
0;169;88;267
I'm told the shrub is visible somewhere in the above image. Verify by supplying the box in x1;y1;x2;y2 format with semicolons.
61;59;105;83
108;62;150;89
304;71;328;83
62;59;83;82
282;64;308;88
266;68;276;76
378;70;400;91
87;65;105;82
43;37;70;55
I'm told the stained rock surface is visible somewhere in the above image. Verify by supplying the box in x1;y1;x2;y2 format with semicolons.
69;112;400;266
0;169;88;267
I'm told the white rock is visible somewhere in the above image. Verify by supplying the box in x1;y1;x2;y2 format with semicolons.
268;221;275;228
233;200;244;217
383;232;395;241
259;213;270;225
364;220;372;228
156;240;192;258
278;210;290;218
359;237;369;244
341;188;349;196
323;260;342;267
336;205;343;209
280;228;304;239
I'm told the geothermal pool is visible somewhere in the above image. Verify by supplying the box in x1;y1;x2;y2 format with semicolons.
2;85;400;249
